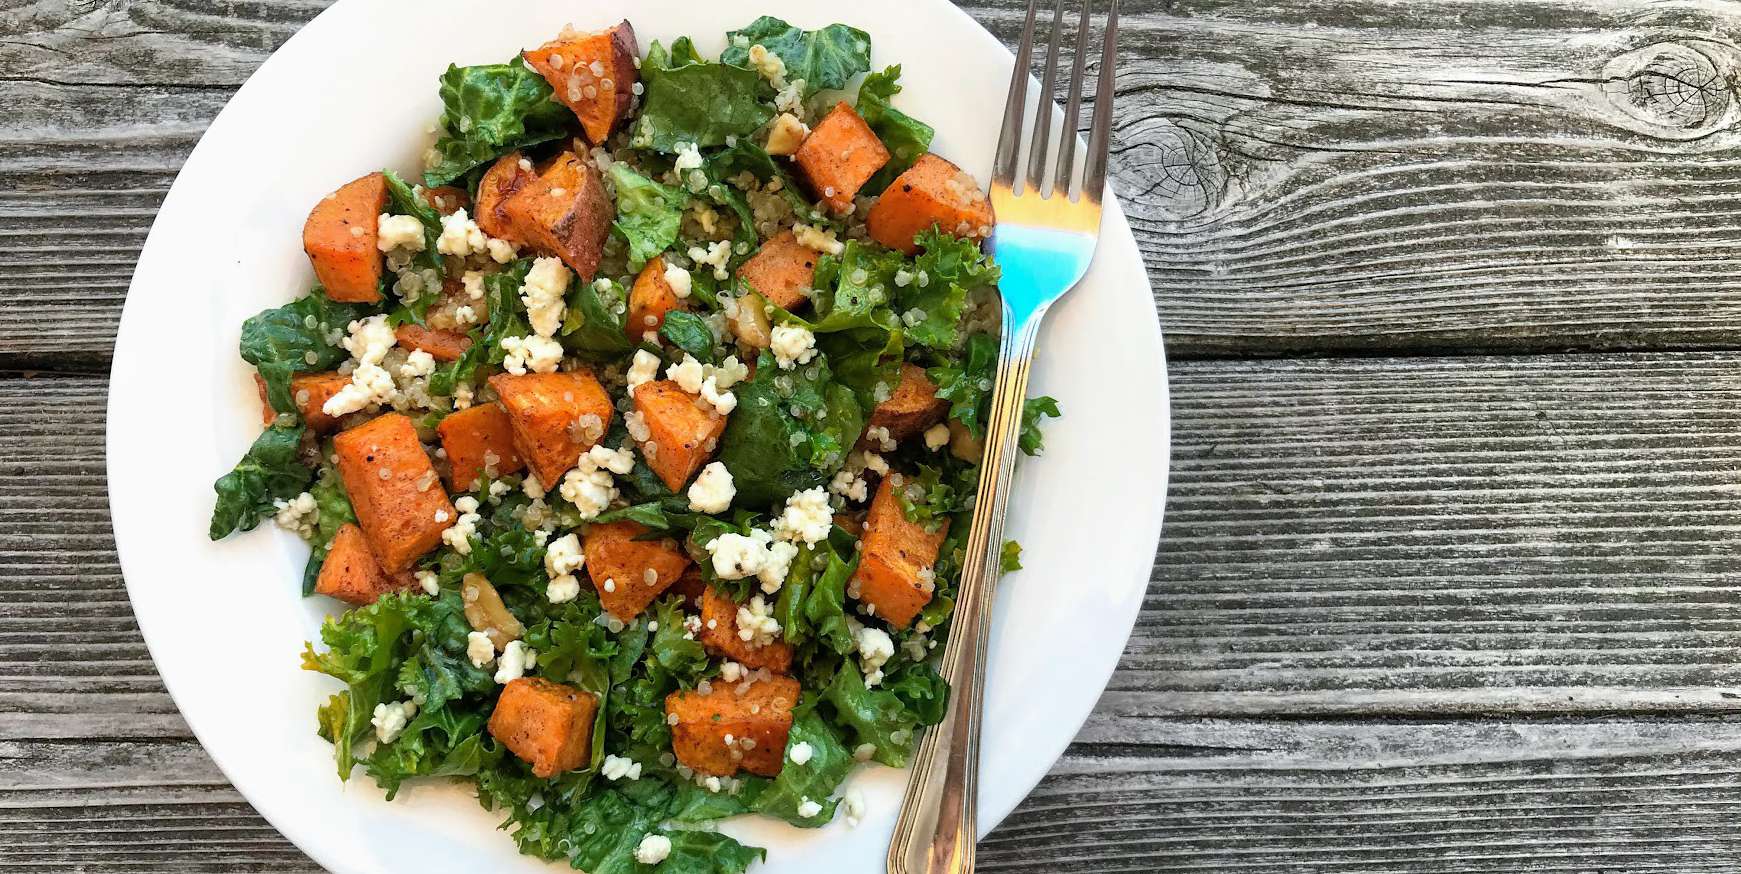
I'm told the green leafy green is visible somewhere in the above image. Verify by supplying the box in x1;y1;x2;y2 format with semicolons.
820;659;926;767
722;17;872;94
607;163;687;270
424;60;571;188
481;260;534;367
856;65;935;194
744;710;851;826
658;830;767;873
715;352;864;507
381;171;447;293
427;327;485;396
883;660;950;727
659;310;717;363
561;277;636;359
901;227;1000;350
1000;539;1024;573
633;39;774;152
1020;396;1061;456
299;461;357;595
930;331;997;437
208;423;312;540
301;592;433;778
892;463;974;532
239;290;370;416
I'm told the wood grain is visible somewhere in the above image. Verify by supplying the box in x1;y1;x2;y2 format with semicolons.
10;0;1741;364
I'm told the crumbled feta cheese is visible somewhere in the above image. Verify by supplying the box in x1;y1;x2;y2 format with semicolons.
602;753;644;782
440;500;481;554
772;487;832;545
687;240;733;281
792;222;844;256
544;532;586;603
625;349;662;393
559;444;634;519
500;334;564;374
486;237;518;264
461;270;487;300
765;113;810;156
707;530;771;580
712;356;749;389
399;349;436;379
789;741;814;765
774;78;806;115
704;775;722;793
854;623;895;687
273;491;319;540
371;699;417;743
666;354;738;416
416;569;439;597
454;305;478;326
663;261;693;299
673;141;704;172
860;451;890;476
924;423;950;451
493;640;535;683
720;661;745;683
667;354;706;394
843;789;866;827
829;467;869;503
521;256;571;338
865;426;896;452
687;461;736;513
796;798;823;819
435;208;488;257
634;834;671;865
466;630;496;668
324;314;401;416
700;374;737;416
376;214;425;252
747;44;788;87
770;323;818;370
735;594;782;647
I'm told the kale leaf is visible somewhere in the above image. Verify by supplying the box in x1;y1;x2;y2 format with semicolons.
856;65;935;194
607;163;687;270
208;423;313;540
1020;396;1062;456
561;276;636;359
632;39;773;152
722;16;873;93
423;59;571;188
238;290;370;416
659;310;717;363
715;351;864;507
902;227;999;350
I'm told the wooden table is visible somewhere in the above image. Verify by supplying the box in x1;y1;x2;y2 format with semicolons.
7;1;1741;870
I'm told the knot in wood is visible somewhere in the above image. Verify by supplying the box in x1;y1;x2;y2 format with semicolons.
1601;41;1737;138
1122;117;1229;220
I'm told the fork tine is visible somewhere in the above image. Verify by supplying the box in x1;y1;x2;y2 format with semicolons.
1025;0;1067;195
1056;0;1095;199
993;0;1041;189
1083;0;1120;203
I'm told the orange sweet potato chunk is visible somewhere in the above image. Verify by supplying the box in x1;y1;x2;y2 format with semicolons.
501;151;614;280
315;523;417;605
254;372;352;434
303;172;387;303
584;520;689;621
666;675;800;777
436;403;525;491
487;371;614;486
866;153;996;255
488;677;599;778
332;413;455;573
868;363;949;442
523;22;639;146
793;102;890;214
853;474;949;629
698;585;794;673
475;152;536;245
632;380;727;492
735;230;817;312
626;255;684;339
394;324;473;363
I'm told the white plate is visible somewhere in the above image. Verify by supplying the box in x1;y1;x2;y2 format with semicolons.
106;1;1168;871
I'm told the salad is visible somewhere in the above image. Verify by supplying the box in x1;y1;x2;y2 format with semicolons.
207;15;1058;873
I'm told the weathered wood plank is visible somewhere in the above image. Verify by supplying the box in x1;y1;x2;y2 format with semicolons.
10;720;1741;873
9;0;1741;365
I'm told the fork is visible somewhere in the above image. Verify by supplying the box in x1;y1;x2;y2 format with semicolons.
886;1;1120;871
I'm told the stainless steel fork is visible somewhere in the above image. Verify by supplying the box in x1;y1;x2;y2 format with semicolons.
887;2;1120;871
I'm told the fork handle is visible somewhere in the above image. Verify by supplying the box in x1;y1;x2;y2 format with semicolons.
887;310;1045;874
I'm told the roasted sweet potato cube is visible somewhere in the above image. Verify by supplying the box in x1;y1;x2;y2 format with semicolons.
735;230;817;312
421;185;471;216
303;172;387;303
632;380;727;492
666;675;800;777
332;413;455;573
487;371;614;486
853;475;949;629
794;102;890;214
436;403;525;491
254;371;352;433
698;585;793;673
626;255;685;339
868;363;949;442
488;678;598;778
584;520;689;620
315;523;417;605
523;21;639;146
502;151;613;280
866;153;995;255
394;324;473;363
475;152;535;244
670;566;707;607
